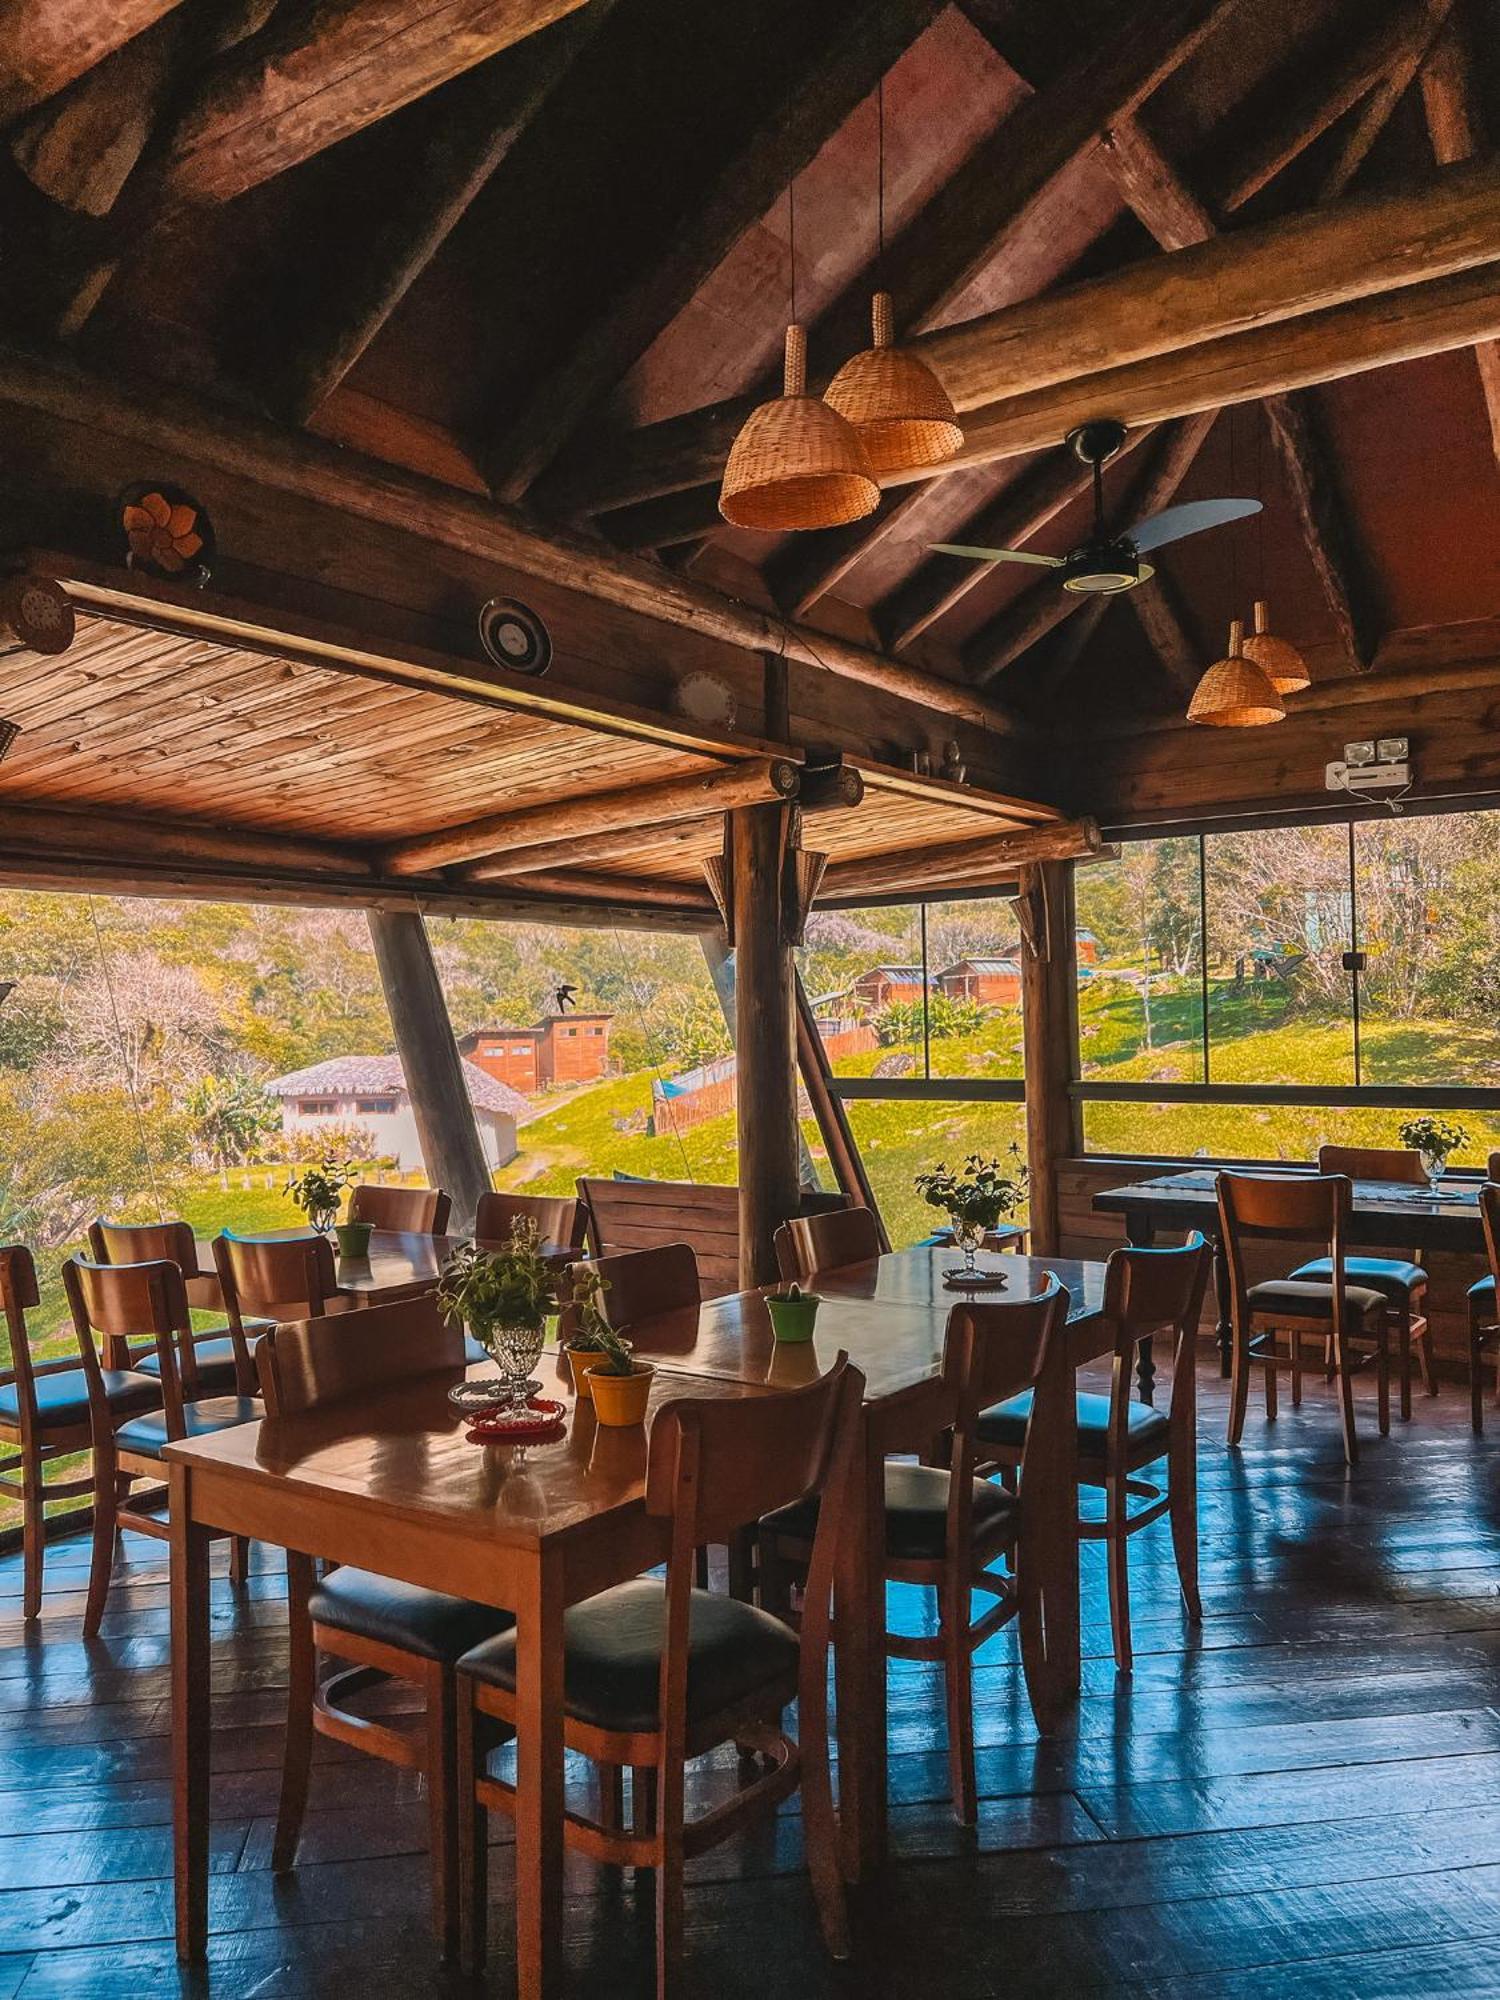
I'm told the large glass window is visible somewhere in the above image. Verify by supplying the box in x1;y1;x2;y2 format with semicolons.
1075;838;1204;1085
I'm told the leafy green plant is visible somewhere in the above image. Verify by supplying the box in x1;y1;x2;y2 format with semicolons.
1398;1115;1470;1161
562;1266;636;1373
185;1074;277;1176
284;1158;358;1230
915;1145;1029;1228
437;1219;552;1339
874;995;987;1046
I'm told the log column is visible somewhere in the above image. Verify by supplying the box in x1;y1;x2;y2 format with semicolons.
367;907;492;1234
1019;860;1080;1256
729;804;800;1288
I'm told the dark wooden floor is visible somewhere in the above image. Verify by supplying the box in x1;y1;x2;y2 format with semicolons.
6;1362;1500;1997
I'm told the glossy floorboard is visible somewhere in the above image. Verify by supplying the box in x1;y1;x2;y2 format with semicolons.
4;1363;1500;1995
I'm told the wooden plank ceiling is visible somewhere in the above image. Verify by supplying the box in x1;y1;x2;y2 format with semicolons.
0;0;1497;882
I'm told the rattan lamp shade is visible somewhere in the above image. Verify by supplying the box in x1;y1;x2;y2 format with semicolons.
719;324;880;530
1187;618;1286;727
824;292;963;476
1240;597;1310;694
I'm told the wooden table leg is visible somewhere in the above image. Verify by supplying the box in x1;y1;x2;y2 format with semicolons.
834;1406;886;1885
170;1463;212;1964
514;1554;566;2000
1123;1208;1158;1405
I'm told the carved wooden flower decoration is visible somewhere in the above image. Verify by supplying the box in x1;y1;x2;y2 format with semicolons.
123;491;204;575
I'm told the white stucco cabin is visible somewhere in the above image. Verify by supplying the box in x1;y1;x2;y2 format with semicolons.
267;1054;528;1173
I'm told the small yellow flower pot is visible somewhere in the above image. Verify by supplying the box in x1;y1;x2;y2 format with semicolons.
565;1346;611;1403
590;1362;655;1427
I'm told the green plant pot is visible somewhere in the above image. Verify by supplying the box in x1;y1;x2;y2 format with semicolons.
335;1220;374;1260
766;1294;821;1344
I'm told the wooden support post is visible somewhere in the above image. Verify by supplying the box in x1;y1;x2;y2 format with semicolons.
794;972;890;1249
1018;861;1079;1257
700;931;818;1193
729;805;800;1289
366;907;492;1234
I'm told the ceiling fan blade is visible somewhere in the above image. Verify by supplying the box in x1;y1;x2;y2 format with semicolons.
1128;497;1262;555
928;543;1064;568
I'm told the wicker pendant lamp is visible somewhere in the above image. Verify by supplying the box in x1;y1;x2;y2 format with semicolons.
719;323;879;529
1240;597;1310;694
824;289;963;476
1188;618;1286;727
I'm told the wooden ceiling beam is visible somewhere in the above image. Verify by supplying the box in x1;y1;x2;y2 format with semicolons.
0;0;188;122
537;0;1235;522
481;0;942;504
461;816;715;883
258;9;611;428
480;868;718;914
1314;0;1454;202
155;0;589;204
0;347;1027;737
965;411;1217;682
385;758;802;877
1420;14;1500;464
1126;568;1206;695
818;815;1104;899
875;429;1155;655
765;489;933;624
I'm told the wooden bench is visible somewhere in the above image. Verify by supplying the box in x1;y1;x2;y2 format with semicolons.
576;1178;850;1298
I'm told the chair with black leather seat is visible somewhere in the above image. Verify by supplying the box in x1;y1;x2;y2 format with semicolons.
256;1291;515;1961
454;1354;863;1995
213;1228;351;1338
774;1204;881;1283
758;1277;1078;1824
89;1217;271;1398
1467;1182;1500;1433
347;1183;452;1235
1219;1171;1389;1467
475;1189;585;1254
66;1253;261;1637
1281;1146;1437;1420
977;1234;1211;1674
0;1244;161;1622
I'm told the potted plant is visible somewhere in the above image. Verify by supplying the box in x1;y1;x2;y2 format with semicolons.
764;1279;821;1344
916;1146;1029;1280
437;1219;552;1410
285;1159;363;1249
586;1316;655;1428
1398;1115;1470;1195
560;1267;618;1403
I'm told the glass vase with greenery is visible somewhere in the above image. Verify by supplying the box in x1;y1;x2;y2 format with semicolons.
284;1158;358;1234
438;1219;553;1409
916;1146;1029;1279
1398;1115;1470;1195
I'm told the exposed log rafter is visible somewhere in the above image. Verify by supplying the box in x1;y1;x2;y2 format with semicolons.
1420;13;1500;464
0;0;188;122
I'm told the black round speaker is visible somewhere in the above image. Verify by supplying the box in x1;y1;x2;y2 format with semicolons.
478;598;552;676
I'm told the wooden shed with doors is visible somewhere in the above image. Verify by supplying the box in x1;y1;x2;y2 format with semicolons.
5;0;1500;1994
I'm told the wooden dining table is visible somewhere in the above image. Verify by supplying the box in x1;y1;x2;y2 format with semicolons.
164;1241;1108;1996
191;1227;578;1302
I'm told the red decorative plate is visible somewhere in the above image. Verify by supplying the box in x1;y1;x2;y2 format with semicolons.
464;1396;567;1444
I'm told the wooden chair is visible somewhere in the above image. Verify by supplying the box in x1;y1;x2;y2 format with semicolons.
88;1217;269;1396
758;1278;1078;1822
560;1242;700;1333
1218;1172;1390;1466
454;1355;865;1994
578;1177;849;1299
0;1245;160;1621
977;1235;1211;1673
774;1204;881;1282
256;1293;514;1961
1282;1146;1436;1419
65;1254;261;1637
475;1189;585;1253
1467;1182;1500;1433
213;1229;348;1335
1489;1153;1500;1181
347;1183;452;1234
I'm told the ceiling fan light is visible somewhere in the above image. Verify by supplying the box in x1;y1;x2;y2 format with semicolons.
1240;597;1311;694
720;324;880;531
1187;617;1286;727
824;292;964;478
1060;543;1153;594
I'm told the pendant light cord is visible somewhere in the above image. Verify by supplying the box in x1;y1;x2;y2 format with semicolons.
788;174;797;326
877;75;886;280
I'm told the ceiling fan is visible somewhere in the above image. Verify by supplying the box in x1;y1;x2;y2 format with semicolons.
930;420;1261;596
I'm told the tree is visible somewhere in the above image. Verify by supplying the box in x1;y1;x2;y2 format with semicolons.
185;1074;278;1179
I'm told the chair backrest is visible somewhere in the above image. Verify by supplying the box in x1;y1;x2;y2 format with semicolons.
214;1229;338;1331
1217;1171;1352;1330
1317;1144;1427;1186
645;1355;865;1750
0;1245;43;1433
256;1291;463;1417
577;1176;849;1299
86;1218;220;1362
560;1242;701;1339
347;1183;452;1234
1489;1152;1500;1184
476;1189;586;1254
64;1254;211;1437
1101;1232;1211;1444
774;1205;881;1283
1480;1183;1500;1295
